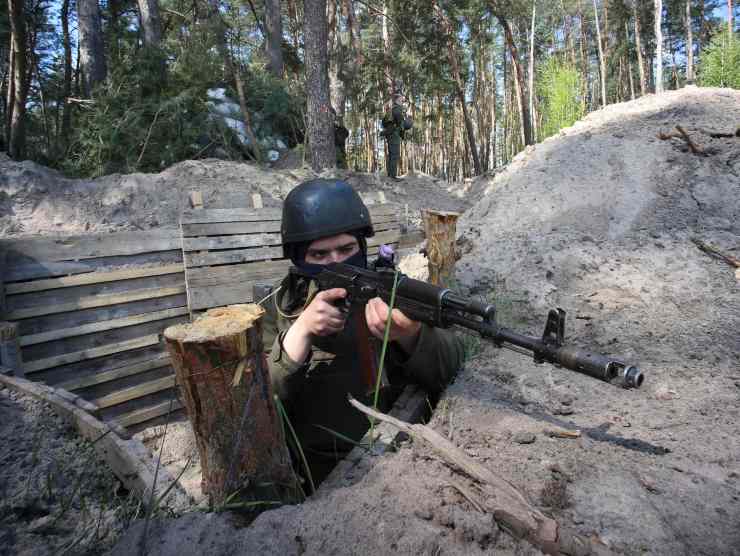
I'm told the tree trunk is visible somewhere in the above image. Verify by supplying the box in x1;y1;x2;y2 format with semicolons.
164;305;301;507
264;0;284;77
528;0;536;138
433;1;481;175
496;14;533;146
60;0;73;145
422;210;460;287
654;0;663;93
7;0;28;160
304;0;336;171
381;0;394;104
729;0;734;35
136;0;162;47
625;23;636;100
633;2;647;96
77;0;107;95
593;0;607;108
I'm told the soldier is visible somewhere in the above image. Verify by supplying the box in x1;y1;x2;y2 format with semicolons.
381;93;413;179
262;178;463;483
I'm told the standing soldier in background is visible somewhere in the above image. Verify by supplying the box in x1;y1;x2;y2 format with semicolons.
381;93;412;179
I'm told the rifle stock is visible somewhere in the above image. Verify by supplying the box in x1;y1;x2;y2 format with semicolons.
290;263;644;389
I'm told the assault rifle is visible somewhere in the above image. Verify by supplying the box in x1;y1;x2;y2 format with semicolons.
290;262;644;389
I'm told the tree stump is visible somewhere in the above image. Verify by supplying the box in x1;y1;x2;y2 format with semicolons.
422;209;460;287
164;304;301;508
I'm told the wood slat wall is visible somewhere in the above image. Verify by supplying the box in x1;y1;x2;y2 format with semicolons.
0;193;409;434
0;229;188;431
181;199;404;313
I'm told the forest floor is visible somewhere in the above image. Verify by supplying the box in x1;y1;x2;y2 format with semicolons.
2;85;739;555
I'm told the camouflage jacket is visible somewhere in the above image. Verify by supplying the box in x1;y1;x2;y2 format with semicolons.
262;273;464;452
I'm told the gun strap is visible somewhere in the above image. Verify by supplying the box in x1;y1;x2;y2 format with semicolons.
352;311;387;396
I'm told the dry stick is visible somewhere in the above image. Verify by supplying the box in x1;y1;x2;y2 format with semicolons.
674;125;704;154
691;238;740;268
348;396;614;556
137;107;164;166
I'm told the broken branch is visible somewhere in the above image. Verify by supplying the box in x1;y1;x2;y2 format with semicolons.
348;395;613;556
691;238;740;268
675;125;705;155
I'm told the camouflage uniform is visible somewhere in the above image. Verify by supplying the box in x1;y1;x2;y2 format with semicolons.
263;274;464;482
381;102;411;178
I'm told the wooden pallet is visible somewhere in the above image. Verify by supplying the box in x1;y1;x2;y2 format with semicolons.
181;196;404;314
0;230;188;430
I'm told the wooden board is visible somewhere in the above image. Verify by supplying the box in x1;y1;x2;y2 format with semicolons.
182;233;282;251
0;230;182;263
3;261;95;283
57;352;170;392
20;307;189;347
116;398;184;428
181;208;282;225
92;375;176;409
6;264;184;295
24;335;161;374
6;285;186;320
184;246;283;268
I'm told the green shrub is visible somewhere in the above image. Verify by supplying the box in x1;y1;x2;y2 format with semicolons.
537;58;585;140
698;30;740;89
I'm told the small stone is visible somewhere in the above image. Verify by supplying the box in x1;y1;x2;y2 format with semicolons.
414;509;433;521
513;432;536;445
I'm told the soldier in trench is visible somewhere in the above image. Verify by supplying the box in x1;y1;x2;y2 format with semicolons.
261;178;464;484
381;93;413;179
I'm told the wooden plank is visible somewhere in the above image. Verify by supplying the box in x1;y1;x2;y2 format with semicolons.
185;260;291;287
367;229;402;247
92;375;176;409
57;353;170;391
189;281;262;310
116;398;183;428
181;215;399;238
180;204;397;225
3;261;95;283
184;246;283;268
190;190;204;209
182;233;282;252
6;285;186;320
182;220;281;237
6;264;185;295
0;230;182;263
181;208;282;225
0;249;6;319
20;306;189;346
24;335;161;374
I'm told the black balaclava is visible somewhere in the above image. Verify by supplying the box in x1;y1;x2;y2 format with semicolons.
291;232;368;277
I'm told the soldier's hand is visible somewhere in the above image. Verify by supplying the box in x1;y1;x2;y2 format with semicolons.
365;297;422;354
282;289;348;364
297;288;349;337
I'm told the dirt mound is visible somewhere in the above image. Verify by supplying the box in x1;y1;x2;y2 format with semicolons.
0;386;132;555
113;86;740;556
0;157;470;237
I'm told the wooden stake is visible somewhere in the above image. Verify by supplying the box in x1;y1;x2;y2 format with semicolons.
164;304;301;507
422;209;460;287
0;322;24;377
348;396;613;556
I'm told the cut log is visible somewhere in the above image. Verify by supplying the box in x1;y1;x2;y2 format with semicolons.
422;210;460;287
164;304;300;508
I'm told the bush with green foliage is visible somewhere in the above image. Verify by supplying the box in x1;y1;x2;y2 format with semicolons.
537;58;585;140
698;30;740;89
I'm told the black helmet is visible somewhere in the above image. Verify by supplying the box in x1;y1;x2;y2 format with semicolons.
281;179;374;259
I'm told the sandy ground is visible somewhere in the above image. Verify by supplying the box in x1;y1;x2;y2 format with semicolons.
0;154;470;237
2;86;739;555
0;386;134;555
